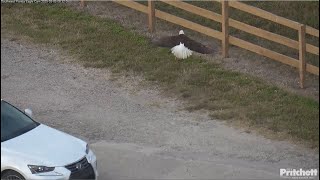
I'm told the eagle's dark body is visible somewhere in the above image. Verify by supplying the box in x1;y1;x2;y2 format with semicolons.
153;34;214;54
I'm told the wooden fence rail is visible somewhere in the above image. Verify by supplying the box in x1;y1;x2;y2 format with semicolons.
160;0;319;56
81;0;319;88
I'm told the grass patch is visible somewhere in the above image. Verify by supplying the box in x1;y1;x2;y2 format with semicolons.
1;3;319;148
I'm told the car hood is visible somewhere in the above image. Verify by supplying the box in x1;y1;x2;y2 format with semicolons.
2;124;86;166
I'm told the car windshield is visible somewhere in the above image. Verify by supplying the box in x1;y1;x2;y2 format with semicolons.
1;101;39;142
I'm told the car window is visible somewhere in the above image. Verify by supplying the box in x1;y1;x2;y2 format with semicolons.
1;101;39;142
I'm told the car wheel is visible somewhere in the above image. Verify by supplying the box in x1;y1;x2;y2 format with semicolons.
1;170;25;180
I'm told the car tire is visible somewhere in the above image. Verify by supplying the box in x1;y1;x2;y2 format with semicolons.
1;170;25;180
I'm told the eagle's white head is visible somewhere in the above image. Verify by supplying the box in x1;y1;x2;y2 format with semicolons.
179;30;184;35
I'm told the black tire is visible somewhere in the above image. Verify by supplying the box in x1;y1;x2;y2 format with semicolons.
1;170;25;180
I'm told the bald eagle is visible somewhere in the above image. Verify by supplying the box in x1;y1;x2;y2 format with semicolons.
153;30;214;59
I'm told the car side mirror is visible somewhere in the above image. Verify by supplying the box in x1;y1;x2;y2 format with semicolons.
24;108;33;117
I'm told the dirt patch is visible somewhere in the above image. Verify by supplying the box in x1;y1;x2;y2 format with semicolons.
68;1;319;101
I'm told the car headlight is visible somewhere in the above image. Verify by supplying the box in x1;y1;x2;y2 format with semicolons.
28;165;55;174
86;144;89;154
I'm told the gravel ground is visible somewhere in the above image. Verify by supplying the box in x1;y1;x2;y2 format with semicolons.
1;37;319;179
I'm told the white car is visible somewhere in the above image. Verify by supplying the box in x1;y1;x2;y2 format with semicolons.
1;100;98;180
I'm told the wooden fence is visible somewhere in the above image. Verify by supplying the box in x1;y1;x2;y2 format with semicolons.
80;0;319;88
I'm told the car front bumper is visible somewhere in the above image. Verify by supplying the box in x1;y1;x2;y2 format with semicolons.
23;150;98;180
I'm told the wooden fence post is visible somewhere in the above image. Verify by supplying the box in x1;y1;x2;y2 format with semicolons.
148;0;155;33
299;24;306;88
80;0;85;8
221;1;229;58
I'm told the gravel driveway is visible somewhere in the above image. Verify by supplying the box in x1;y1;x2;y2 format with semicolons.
1;38;319;179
